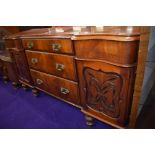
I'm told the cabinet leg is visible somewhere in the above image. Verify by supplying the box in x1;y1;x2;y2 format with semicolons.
85;115;95;127
12;82;20;89
3;76;9;84
32;88;39;97
22;84;29;91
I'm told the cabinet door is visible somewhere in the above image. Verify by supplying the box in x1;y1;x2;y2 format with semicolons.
14;51;32;84
77;60;136;126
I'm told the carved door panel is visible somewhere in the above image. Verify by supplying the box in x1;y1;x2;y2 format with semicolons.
84;67;123;118
14;52;32;84
77;60;136;126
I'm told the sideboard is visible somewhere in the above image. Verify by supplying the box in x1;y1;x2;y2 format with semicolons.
4;26;142;128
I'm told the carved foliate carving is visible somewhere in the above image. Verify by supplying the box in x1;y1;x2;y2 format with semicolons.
83;67;123;118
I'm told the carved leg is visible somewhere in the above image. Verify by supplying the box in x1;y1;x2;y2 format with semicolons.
32;88;39;97
85;115;95;127
22;84;29;91
12;82;20;89
3;76;9;84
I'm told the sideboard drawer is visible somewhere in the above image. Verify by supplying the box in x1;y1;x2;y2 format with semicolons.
30;69;79;105
74;40;139;65
22;39;73;54
26;51;77;81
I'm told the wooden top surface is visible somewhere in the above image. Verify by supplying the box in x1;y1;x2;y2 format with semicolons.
4;26;141;41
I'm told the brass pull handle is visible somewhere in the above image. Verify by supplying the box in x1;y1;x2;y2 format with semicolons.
60;87;69;95
31;58;38;64
52;43;61;52
27;42;34;49
56;63;64;72
36;79;43;85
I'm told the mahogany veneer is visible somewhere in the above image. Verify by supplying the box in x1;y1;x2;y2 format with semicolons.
4;26;143;128
30;69;79;106
74;40;139;66
26;51;77;81
22;39;73;54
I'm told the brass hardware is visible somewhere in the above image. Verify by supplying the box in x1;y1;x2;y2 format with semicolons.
52;43;61;52
56;63;64;72
31;58;38;64
36;79;43;85
27;42;34;49
60;87;69;95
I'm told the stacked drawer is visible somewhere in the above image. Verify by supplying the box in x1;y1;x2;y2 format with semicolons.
23;39;80;106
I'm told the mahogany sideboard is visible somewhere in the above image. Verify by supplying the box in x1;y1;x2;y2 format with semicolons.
4;26;143;128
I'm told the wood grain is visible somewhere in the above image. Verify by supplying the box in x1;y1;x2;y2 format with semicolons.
22;39;73;55
26;50;77;81
76;60;136;127
74;39;139;65
5;38;33;85
30;69;80;105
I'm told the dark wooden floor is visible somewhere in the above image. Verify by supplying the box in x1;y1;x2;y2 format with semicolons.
136;82;155;128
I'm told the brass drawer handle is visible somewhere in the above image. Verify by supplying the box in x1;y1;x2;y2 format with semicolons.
31;58;38;64
36;79;43;85
56;63;64;72
52;43;61;52
60;87;69;95
27;42;34;49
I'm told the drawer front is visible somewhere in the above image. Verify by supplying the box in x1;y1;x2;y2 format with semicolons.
77;60;136;126
74;40;139;65
30;69;79;105
22;39;73;54
26;51;77;81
